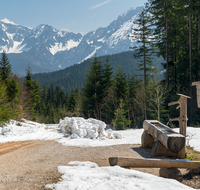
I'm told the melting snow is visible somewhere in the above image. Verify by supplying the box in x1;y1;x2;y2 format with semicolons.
49;39;80;55
0;33;27;53
0;118;200;189
45;161;195;190
78;46;101;64
59;117;122;140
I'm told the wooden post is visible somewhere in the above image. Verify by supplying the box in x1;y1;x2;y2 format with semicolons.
192;81;200;108
109;157;200;169
168;94;191;159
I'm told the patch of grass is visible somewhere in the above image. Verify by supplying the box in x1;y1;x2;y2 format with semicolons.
185;146;200;161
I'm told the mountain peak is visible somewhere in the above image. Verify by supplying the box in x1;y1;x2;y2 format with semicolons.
1;18;18;25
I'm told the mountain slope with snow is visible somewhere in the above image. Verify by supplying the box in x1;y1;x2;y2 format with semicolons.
0;6;143;74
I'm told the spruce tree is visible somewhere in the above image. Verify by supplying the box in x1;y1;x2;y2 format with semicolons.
0;51;11;81
0;51;20;116
67;87;77;112
23;65;41;119
114;65;128;101
112;99;131;130
130;8;156;84
82;56;104;119
0;81;12;126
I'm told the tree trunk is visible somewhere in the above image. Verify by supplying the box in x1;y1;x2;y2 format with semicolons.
165;0;169;85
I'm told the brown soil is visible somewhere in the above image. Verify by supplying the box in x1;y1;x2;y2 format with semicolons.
0;140;198;190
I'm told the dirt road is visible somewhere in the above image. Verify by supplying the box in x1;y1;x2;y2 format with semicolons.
0;140;198;189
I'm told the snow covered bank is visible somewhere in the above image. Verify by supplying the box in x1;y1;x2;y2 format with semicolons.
59;117;122;139
45;161;194;190
1;118;200;152
0;119;62;143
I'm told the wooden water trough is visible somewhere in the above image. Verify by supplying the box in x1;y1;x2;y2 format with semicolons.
143;120;185;153
109;157;200;169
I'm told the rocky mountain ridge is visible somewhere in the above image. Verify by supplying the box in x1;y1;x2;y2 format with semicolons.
0;6;143;74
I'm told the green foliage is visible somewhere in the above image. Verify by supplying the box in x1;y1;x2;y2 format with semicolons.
23;65;41;119
0;52;20;124
146;0;200;125
114;65;128;100
130;8;157;84
0;81;15;126
67;88;77;112
33;51;163;94
82;56;105;119
0;51;11;81
112;99;131;130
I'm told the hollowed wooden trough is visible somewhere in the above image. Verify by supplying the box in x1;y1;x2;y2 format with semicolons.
143;120;185;153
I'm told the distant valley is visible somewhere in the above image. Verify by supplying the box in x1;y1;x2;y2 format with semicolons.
33;51;164;93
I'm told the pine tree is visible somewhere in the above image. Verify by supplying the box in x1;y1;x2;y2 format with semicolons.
112;99;131;130
130;8;156;84
82;56;104;119
0;81;13;126
67;87;77;112
23;65;41;119
114;65;128;101
0;51;20;116
0;51;11;81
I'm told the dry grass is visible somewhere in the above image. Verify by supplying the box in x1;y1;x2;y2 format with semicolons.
185;145;200;161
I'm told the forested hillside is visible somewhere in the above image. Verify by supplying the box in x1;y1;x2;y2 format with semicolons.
1;0;200;130
33;51;163;93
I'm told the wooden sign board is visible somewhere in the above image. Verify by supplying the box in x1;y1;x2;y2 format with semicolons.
192;81;200;108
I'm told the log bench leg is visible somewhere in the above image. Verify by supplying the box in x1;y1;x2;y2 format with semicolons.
151;140;178;157
159;168;183;181
141;130;154;148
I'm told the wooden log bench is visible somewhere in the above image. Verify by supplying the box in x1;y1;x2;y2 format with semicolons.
109;157;200;181
142;120;186;158
109;157;200;169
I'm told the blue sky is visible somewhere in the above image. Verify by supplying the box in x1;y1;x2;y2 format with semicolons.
1;0;147;34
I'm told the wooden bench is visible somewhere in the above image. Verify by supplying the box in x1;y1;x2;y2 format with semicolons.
109;156;200;181
109;157;200;169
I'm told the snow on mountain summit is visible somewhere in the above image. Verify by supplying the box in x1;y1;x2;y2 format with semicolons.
0;6;144;73
1;18;18;25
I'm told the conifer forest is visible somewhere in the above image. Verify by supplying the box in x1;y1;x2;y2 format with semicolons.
1;0;200;129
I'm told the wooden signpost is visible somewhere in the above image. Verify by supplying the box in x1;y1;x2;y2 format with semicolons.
168;94;191;158
192;81;200;108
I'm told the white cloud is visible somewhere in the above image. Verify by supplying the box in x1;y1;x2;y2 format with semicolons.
91;13;98;18
89;0;111;9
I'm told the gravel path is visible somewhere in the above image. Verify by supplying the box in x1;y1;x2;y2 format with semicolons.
0;140;195;190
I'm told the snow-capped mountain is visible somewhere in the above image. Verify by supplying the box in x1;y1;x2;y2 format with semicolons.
0;6;143;74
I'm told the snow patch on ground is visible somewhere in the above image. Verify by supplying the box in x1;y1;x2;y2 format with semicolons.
45;161;194;190
0;119;62;143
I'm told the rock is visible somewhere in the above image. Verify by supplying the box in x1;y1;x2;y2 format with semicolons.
190;166;200;174
159;168;183;181
141;130;154;148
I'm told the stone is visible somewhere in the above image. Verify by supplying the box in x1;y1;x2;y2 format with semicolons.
141;130;154;148
159;168;183;181
190;166;200;174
